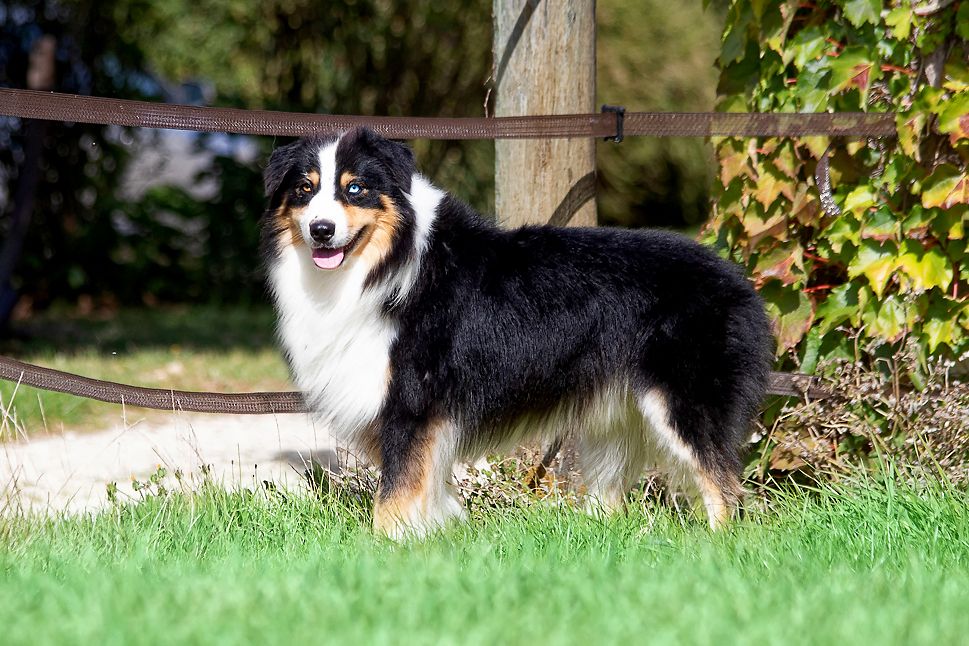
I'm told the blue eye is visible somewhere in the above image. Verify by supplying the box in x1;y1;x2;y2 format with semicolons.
347;183;362;195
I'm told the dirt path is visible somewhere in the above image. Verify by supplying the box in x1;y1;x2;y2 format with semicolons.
1;411;340;514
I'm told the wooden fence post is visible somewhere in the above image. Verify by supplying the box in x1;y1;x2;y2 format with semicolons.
493;0;597;228
492;1;596;483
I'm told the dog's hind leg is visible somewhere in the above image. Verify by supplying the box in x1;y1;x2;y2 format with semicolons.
576;389;648;515
637;388;741;529
578;433;647;515
372;416;466;540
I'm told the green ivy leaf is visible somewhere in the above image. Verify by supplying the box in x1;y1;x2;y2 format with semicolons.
884;7;913;40
755;242;804;285
828;46;881;95
791;184;821;226
860;207;898;242
763;0;799;54
762;283;816;353
719;140;754;185
927;205;967;241
898;240;953;293
923;299;962;352
843;186;877;214
848;239;897;298
896;110;925;158
800;136;830;159
721;1;754;65
752;161;794;208
862;294;912;343
749;0;769;21
922;165;969;209
902;205;932;238
744;209;789;247
772;140;800;178
943;60;969;93
842;0;882;27
817;282;868;333
789;26;827;69
718;43;762;96
823;215;861;254
912;86;946;112
936;92;969;141
878;155;916;194
717;94;749;113
799;325;823;374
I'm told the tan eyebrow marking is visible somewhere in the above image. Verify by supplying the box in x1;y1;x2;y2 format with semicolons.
340;171;361;189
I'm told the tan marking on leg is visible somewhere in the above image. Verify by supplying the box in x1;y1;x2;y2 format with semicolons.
695;469;740;530
638;388;741;530
372;418;465;540
373;488;425;536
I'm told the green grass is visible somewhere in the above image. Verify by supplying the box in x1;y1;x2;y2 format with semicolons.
2;473;968;645
1;306;291;435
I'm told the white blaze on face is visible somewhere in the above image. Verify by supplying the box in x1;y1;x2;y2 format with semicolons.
265;159;445;448
295;139;351;249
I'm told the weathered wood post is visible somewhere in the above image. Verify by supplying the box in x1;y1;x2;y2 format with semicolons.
493;0;597;228
493;1;597;484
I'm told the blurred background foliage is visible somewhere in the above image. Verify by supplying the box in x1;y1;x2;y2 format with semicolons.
597;0;723;228
0;0;725;317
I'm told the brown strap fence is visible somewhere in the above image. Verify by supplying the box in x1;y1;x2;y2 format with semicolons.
0;87;863;411
0;355;305;414
0;355;832;414
0;88;897;139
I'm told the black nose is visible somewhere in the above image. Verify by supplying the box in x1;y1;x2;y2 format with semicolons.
309;219;336;243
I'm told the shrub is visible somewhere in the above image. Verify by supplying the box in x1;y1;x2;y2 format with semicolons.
707;0;969;378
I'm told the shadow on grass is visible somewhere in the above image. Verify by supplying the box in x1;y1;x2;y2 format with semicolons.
1;305;279;355
275;448;342;477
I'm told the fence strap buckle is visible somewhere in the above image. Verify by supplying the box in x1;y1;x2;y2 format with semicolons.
601;104;625;143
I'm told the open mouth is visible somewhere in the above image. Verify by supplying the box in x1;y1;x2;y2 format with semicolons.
310;227;367;270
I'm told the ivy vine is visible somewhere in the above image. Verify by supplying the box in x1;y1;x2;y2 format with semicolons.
709;0;968;377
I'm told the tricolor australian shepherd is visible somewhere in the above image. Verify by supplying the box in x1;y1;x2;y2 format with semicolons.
262;127;772;539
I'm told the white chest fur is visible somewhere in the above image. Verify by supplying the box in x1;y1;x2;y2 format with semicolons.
267;173;443;443
269;248;396;440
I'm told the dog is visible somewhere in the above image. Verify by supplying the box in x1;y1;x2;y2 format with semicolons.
261;127;772;539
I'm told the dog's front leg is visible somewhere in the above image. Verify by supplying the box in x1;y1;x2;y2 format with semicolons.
372;415;466;540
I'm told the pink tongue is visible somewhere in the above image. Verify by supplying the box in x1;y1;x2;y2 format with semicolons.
312;247;345;270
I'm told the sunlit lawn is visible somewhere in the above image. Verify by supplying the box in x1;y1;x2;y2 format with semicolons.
1;473;967;645
2;310;967;644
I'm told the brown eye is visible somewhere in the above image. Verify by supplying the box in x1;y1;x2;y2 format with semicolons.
297;179;313;194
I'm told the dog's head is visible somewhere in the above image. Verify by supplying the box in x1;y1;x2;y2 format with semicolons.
262;127;416;272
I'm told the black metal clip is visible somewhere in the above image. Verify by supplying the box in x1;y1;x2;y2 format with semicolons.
601;104;625;143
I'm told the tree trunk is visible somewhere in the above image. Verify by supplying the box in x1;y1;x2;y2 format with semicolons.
0;35;56;327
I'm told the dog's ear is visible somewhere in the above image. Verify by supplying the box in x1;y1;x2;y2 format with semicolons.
263;139;304;202
347;127;416;193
